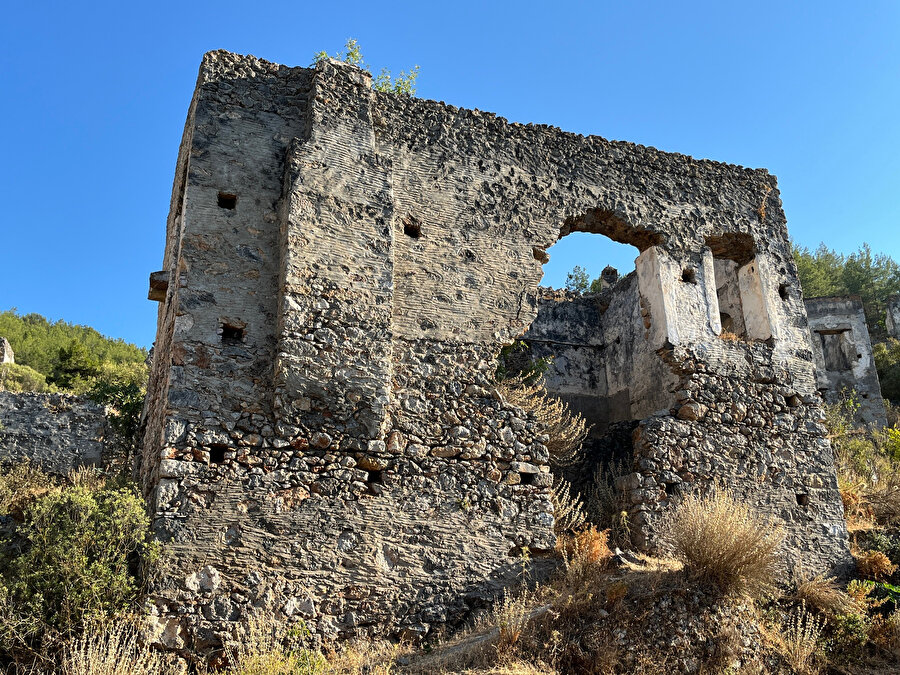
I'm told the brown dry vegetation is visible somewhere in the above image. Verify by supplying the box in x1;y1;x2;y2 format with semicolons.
498;376;588;462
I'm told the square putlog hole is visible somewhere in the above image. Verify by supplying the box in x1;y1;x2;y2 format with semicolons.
217;192;237;209
222;323;244;343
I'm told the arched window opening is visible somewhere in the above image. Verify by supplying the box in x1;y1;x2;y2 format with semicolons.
705;233;772;341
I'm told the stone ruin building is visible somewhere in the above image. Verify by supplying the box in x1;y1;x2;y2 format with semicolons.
0;337;14;364
888;294;900;340
804;296;887;427
140;50;851;650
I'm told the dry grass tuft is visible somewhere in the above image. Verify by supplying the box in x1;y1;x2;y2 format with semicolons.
839;476;875;531
549;480;586;535
498;377;589;463
854;549;898;581
662;485;784;598
776;604;824;675
62;622;168;675
719;330;742;342
492;590;532;654
871;609;900;653
225;618;328;674
0;459;55;519
793;571;858;617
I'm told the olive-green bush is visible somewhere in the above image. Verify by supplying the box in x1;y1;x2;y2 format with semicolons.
0;363;50;393
0;467;158;661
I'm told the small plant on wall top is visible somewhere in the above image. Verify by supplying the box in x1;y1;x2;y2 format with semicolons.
313;38;420;96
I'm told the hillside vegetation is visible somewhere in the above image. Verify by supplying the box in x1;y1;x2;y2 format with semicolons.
0;310;147;395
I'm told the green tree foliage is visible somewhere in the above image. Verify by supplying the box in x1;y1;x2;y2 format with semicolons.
496;340;551;384
313;38;420;96
564;266;607;295
87;361;148;456
793;243;900;339
565;266;590;294
0;310;147;383
50;340;100;391
0;468;158;659
875;339;900;405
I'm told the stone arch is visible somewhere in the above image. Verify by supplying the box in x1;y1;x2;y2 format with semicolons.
559;208;667;251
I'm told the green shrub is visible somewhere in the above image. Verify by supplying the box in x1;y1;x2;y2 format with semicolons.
88;361;148;456
0;471;158;658
0;362;50;393
868;531;900;568
876;339;900;405
824;612;872;664
49;340;100;391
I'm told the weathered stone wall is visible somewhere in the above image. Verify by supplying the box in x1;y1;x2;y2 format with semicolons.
142;50;850;652
0;392;109;474
888;294;900;340
805;296;887;427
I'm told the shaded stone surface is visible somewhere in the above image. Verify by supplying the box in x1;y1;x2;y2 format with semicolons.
888;294;900;340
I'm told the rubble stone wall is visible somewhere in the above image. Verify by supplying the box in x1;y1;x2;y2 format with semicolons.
0;392;109;475
141;50;851;652
805;296;887;427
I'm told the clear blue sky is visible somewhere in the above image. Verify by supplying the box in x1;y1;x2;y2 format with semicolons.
2;1;898;348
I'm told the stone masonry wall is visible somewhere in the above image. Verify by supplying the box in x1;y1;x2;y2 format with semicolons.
0;392;110;475
142;50;851;653
805;296;887;427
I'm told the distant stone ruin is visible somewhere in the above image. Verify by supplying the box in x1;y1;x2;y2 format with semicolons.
140;50;850;650
0;337;13;364
804;296;887;427
888;294;900;340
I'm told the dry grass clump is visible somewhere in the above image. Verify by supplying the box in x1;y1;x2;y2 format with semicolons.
225;618;328;674
774;604;825;675
662;485;784;598
871;609;900;653
793;571;858;617
498;377;588;463
549;480;585;535
223;619;400;675
492;590;532;653
839;476;875;532
557;526;613;572
854;549;898;581
61;622;168;675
